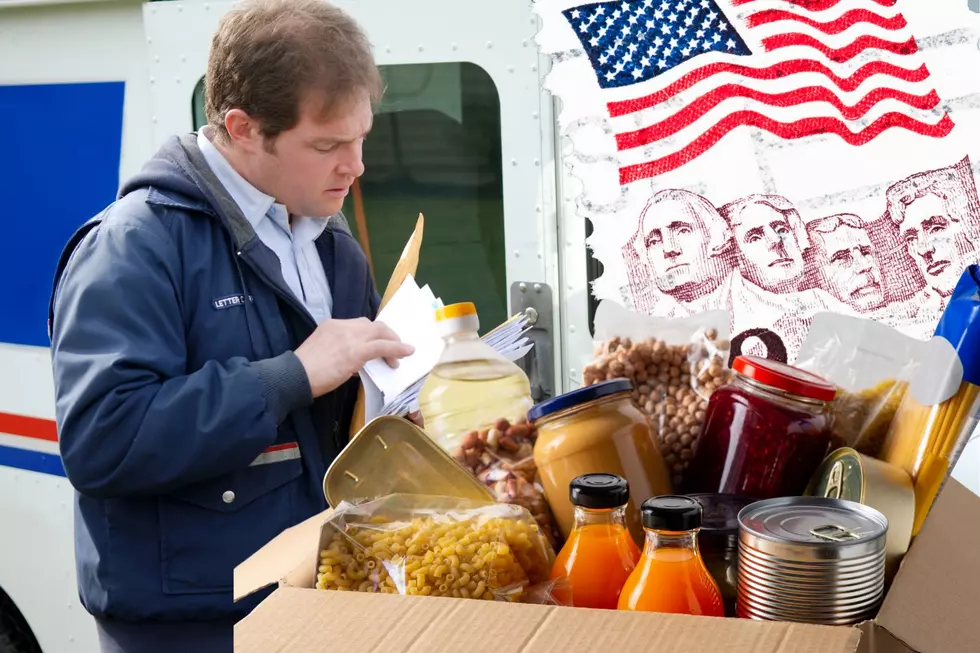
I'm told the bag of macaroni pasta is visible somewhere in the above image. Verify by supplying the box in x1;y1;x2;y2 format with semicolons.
315;494;557;603
879;266;980;536
795;312;923;458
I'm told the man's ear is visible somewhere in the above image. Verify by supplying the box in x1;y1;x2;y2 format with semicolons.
224;109;262;153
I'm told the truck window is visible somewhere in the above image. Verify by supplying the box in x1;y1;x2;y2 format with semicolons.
192;62;507;332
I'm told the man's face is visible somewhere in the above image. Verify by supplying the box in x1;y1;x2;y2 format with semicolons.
733;202;805;292
813;221;885;312
642;198;716;296
900;193;974;297
253;92;373;218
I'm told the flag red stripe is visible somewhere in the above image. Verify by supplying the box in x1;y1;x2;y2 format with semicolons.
762;33;918;61
731;0;897;9
607;59;930;117
619;111;954;184
616;85;941;150
745;8;906;34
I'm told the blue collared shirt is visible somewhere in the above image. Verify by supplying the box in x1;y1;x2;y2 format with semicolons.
197;127;333;323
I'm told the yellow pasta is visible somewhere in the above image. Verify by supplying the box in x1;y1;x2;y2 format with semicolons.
830;379;908;457
880;380;980;535
315;506;554;601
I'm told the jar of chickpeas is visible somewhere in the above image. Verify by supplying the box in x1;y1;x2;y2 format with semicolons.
530;379;672;546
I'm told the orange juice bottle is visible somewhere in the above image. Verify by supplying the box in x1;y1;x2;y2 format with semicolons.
549;474;640;609
618;495;724;617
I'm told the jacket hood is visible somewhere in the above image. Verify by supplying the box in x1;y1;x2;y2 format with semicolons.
119;133;262;251
118;134;209;206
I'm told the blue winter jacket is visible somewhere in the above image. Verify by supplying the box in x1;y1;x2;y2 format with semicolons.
48;133;379;623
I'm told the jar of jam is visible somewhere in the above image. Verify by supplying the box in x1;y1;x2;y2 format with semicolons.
531;379;672;545
681;356;836;499
686;493;756;617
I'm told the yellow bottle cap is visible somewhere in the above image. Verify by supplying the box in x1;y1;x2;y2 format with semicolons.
435;302;477;321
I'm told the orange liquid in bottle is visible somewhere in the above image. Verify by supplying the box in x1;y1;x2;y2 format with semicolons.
617;541;724;615
618;496;724;617
550;522;640;609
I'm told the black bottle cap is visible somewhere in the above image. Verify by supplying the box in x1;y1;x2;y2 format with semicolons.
641;495;703;531
569;473;630;509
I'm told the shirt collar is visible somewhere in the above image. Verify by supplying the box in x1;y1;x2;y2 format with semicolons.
196;127;331;242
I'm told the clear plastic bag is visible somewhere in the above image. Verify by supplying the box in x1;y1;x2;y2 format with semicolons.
315;494;557;603
582;302;733;488
794;312;923;458
450;417;564;551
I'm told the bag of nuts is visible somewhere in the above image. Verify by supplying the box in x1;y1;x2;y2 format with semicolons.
583;303;734;488
451;417;565;551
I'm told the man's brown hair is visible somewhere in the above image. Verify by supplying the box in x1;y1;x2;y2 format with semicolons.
205;0;384;145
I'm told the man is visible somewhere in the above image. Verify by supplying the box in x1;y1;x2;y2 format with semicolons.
721;194;809;294
886;164;980;304
47;2;413;651
624;188;736;317
806;213;886;313
718;194;855;361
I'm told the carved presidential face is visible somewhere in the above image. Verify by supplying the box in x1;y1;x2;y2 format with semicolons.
811;218;885;312
732;202;805;293
641;196;730;301
900;193;975;297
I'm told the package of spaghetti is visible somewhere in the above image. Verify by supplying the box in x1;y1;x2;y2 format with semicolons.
879;266;980;536
795;312;923;457
313;494;557;603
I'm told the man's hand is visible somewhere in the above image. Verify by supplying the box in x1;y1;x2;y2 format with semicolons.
295;318;414;398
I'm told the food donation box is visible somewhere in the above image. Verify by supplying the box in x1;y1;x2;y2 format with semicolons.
232;274;980;653
234;208;980;652
232;478;980;653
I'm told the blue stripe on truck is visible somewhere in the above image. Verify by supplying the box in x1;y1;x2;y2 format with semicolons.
0;444;66;477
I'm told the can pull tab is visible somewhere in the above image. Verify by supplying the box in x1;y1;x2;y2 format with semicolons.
825;460;845;500
810;524;860;542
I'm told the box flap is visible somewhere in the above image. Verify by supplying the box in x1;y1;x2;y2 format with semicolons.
876;478;980;653
235;586;861;653
233;509;331;601
855;622;914;653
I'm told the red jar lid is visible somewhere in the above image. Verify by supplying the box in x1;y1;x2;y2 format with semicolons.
732;356;837;402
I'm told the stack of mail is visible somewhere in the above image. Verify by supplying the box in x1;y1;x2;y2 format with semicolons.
359;275;534;420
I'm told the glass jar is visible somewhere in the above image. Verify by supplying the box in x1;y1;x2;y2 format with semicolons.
531;379;672;545
617;495;724;616
686;493;756;617
549;474;641;609
681;356;836;499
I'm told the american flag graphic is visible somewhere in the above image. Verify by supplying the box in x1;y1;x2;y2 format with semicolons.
562;0;955;184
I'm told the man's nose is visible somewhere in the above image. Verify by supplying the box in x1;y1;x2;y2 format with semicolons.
663;233;682;256
767;231;786;254
337;142;365;178
856;252;873;274
915;236;935;259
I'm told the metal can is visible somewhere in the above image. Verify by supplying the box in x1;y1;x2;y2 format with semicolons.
737;496;888;625
805;447;913;585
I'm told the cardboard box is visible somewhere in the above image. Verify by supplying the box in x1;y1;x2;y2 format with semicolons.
233;479;980;652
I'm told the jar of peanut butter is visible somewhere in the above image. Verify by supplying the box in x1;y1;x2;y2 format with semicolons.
530;379;672;545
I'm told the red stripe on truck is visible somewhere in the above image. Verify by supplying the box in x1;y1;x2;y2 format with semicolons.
0;411;58;442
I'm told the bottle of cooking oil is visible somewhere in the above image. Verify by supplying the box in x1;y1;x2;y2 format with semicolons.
418;302;534;454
